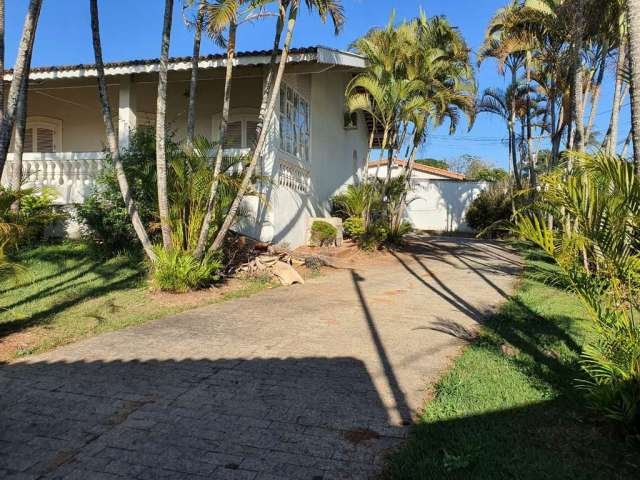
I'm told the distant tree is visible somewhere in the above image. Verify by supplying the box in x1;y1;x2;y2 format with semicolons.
449;154;507;182
415;158;449;170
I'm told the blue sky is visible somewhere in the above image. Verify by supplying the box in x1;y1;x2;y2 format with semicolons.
4;0;630;169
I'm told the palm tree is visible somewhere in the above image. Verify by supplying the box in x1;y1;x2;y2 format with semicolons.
0;0;42;179
209;0;344;252
194;0;240;259
90;0;156;261
9;61;30;213
156;0;175;250
185;0;206;148
627;0;640;171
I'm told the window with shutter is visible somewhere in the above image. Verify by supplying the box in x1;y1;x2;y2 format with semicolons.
226;121;242;149
23;128;34;152
245;121;258;148
36;128;55;152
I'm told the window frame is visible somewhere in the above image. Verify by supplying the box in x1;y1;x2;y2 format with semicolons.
278;81;310;163
19;116;62;153
211;109;259;151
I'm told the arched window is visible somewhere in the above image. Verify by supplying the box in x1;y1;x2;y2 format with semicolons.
19;117;62;153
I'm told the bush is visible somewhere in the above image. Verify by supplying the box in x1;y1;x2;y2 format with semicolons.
465;182;512;237
76;129;159;253
343;216;365;238
149;247;222;293
359;219;388;251
310;220;337;247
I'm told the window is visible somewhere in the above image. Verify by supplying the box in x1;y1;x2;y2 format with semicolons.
19;117;61;153
279;82;310;162
213;115;258;149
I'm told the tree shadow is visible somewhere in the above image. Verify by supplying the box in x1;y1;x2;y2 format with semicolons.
0;357;406;479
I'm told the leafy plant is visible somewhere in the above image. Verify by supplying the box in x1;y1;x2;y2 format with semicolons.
310;220;337;247
343;216;365;238
466;181;513;237
516;152;640;431
149;246;222;293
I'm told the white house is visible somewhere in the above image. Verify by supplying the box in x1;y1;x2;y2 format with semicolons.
368;160;487;232
1;46;372;248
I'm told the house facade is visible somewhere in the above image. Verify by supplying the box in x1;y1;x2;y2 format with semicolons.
1;47;370;248
368;160;487;232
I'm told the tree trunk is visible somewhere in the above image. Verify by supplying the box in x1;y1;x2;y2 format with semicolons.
0;0;41;178
509;69;522;189
607;41;627;154
584;46;607;144
194;20;237;260
186;0;205;149
156;0;174;249
621;128;633;157
629;0;640;171
571;0;585;152
0;0;5;124
9;66;29;213
210;1;298;253
90;0;156;261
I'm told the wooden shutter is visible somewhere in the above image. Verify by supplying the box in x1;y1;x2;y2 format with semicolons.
245;121;258;148
225;121;242;149
36;127;55;152
23;128;34;152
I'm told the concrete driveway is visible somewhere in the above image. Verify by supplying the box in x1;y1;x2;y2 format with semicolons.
0;236;520;480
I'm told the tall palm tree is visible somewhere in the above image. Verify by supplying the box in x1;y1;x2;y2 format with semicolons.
209;0;344;252
9;58;30;213
627;0;640;171
194;0;241;259
90;0;156;261
185;0;206;148
156;0;175;250
0;0;42;179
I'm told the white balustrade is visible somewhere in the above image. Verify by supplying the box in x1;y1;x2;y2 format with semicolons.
1;152;106;205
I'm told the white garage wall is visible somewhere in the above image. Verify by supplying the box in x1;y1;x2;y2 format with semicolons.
406;180;488;232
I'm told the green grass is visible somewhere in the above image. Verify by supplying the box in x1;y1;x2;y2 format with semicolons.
387;245;639;479
0;242;273;361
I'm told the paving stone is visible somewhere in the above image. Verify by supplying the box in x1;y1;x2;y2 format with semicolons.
0;237;520;480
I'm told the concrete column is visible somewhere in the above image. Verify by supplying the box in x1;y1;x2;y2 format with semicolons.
118;75;137;149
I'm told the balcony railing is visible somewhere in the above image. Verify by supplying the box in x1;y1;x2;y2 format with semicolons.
0;148;254;205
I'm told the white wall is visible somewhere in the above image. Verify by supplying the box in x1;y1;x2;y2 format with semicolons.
406;180;488;232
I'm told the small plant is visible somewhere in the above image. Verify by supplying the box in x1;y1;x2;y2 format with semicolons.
343;216;365;239
359;219;388;251
310;220;337;247
149;247;222;293
303;255;324;272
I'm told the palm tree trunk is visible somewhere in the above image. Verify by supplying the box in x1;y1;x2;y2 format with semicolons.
210;1;298;253
509;69;522;190
585;46;607;143
571;0;585;152
9;67;29;213
186;0;205;149
0;0;41;178
194;20;237;260
629;0;640;171
156;0;174;249
90;0;156;261
607;41;627;154
0;0;5;124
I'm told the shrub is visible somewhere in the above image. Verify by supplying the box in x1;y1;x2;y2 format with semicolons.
343;216;365;238
76;129;159;253
359;219;388;251
310;220;337;247
387;220;412;244
465;182;512;237
331;183;379;219
149;247;222;293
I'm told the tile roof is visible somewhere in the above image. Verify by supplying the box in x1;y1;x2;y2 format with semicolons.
368;159;466;180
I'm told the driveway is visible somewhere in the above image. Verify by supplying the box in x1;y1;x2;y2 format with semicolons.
0;236;521;480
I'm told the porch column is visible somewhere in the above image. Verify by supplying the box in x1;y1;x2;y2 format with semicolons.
118;75;137;150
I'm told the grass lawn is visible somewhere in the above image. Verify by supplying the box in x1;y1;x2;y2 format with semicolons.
0;242;272;361
386;245;639;479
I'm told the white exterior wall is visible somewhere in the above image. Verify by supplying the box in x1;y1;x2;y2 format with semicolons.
268;71;369;248
406;180;488;232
